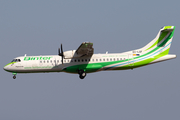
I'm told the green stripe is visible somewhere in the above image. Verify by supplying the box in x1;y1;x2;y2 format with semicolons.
117;48;170;69
4;62;16;67
164;26;173;30
145;31;169;51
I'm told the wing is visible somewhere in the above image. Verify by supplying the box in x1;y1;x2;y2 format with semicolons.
75;42;94;57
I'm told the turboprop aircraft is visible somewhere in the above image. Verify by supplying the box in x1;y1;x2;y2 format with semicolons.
4;26;176;79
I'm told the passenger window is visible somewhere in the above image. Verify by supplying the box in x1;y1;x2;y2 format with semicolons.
40;61;42;63
110;58;112;61
44;61;46;63
99;59;101;61
85;59;87;62
114;58;116;61
107;58;109;61
124;58;126;60
117;58;119;61
103;59;105;61
78;59;80;62
82;59;84;62
51;60;52;63
74;59;76;62
47;60;49;63
96;59;98;61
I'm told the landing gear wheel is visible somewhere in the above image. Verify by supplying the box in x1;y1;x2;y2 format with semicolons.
13;75;16;79
78;70;86;79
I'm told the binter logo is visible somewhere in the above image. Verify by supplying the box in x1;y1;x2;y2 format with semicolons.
24;57;52;61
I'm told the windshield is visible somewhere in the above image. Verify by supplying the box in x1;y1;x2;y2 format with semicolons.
11;59;21;62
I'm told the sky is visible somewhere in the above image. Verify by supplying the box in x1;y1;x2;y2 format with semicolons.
0;0;180;120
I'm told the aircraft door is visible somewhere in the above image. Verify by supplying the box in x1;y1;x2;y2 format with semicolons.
128;54;134;67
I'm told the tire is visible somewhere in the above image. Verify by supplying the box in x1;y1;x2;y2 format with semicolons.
13;76;16;79
78;70;86;79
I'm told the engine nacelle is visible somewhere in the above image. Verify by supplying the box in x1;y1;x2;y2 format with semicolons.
63;50;81;59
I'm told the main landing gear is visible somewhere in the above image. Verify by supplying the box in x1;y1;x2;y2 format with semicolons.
78;70;86;79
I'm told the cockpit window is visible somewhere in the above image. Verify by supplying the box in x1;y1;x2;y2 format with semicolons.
11;59;21;62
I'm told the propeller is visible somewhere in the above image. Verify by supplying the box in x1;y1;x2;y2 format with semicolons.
58;44;64;64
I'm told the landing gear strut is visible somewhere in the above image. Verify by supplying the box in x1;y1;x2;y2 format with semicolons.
78;70;86;79
13;73;17;79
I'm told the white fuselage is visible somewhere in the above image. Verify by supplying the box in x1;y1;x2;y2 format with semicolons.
5;53;130;73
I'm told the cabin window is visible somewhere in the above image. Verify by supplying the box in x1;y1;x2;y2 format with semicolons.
64;60;66;63
96;59;98;61
114;58;116;61
107;58;109;61
44;61;46;63
92;59;94;62
124;58;126;60
78;59;80;62
103;59;105;61
120;58;122;61
40;61;42;63
110;58;112;61
82;59;84;62
74;59;76;62
47;60;49;63
99;59;101;61
85;59;87;62
71;59;73;62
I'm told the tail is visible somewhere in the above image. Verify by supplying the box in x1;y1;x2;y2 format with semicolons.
142;26;175;54
131;26;176;67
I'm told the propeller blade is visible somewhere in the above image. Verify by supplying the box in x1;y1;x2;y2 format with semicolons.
61;44;63;55
58;48;60;56
58;44;64;65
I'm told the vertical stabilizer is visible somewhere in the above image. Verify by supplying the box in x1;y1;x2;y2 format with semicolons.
142;26;175;54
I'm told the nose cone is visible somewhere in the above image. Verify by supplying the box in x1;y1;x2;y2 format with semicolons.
3;65;9;71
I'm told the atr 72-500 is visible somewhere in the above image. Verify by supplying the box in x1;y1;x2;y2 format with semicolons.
4;26;176;79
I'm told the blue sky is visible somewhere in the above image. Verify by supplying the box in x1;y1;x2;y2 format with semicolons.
0;0;180;120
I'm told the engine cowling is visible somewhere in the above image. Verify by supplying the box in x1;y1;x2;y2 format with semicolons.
63;50;82;59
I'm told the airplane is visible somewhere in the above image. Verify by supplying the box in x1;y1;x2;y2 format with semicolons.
3;26;176;79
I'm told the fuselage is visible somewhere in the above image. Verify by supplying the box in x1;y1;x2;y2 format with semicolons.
3;51;176;74
4;53;130;74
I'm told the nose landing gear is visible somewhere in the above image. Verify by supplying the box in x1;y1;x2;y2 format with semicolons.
13;75;16;79
12;73;17;79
